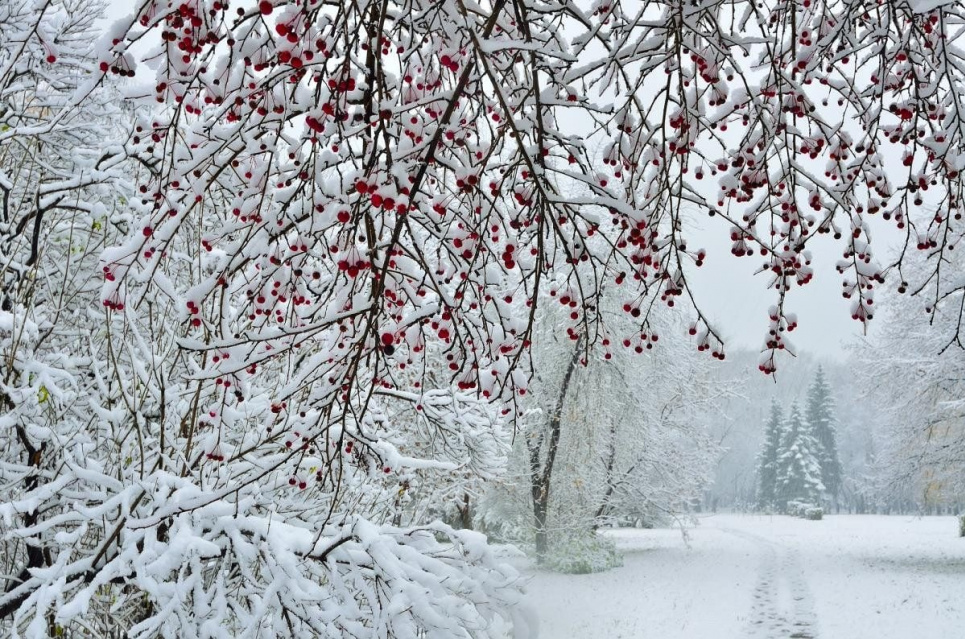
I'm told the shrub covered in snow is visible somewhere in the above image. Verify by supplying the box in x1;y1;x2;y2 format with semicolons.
805;507;824;521
786;501;824;520
545;531;623;575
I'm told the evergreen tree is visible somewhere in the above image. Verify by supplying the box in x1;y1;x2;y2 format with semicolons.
755;401;784;512
805;367;843;504
776;402;825;510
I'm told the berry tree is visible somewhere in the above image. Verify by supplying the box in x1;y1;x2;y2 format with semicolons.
5;0;965;635
2;2;525;637
95;0;965;399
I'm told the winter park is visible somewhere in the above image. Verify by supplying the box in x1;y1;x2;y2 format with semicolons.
5;0;965;636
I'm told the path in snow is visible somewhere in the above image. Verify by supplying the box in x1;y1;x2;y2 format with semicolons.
720;525;817;638
520;514;965;639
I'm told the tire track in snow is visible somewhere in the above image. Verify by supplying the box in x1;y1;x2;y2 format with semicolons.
719;525;818;638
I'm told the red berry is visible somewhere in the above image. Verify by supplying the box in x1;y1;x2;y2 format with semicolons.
259;1;273;14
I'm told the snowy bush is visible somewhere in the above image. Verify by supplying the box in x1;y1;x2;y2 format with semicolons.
805;507;824;521
786;501;820;518
958;514;965;538
785;502;823;520
544;531;622;575
475;474;535;548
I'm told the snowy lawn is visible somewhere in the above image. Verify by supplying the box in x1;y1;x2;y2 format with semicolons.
520;514;965;638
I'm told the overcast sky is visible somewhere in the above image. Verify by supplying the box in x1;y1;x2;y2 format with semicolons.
687;226;886;361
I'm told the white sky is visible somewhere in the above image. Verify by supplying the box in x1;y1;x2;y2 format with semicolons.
687;218;906;361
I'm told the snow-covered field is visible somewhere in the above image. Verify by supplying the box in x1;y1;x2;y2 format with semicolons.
521;514;965;638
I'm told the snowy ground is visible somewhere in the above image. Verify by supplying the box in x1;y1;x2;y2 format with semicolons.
521;514;965;638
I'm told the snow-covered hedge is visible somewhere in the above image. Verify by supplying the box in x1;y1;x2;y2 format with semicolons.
786;501;823;520
805;507;824;521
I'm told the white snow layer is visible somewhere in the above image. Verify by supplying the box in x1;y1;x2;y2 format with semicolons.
518;514;965;638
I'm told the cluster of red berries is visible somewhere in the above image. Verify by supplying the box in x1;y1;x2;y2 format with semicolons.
102;294;125;311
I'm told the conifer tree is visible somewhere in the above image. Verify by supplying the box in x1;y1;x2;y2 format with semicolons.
776;402;825;510
755;401;784;512
806;367;844;505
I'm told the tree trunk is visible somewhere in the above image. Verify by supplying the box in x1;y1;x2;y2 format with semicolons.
593;421;619;526
533;499;548;559
456;493;473;530
529;334;584;564
1;422;47;620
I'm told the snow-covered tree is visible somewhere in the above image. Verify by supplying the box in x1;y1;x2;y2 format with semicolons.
776;402;825;509
850;251;965;510
755;400;785;512
0;0;133;630
805;366;843;505
1;3;527;637
481;299;723;565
